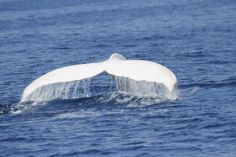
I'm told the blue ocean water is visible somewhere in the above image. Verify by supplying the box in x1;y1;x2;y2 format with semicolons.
1;0;236;156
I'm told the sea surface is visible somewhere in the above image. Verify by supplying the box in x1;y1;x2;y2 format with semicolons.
1;0;236;156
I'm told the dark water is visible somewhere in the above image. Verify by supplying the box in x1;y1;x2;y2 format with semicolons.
1;0;236;156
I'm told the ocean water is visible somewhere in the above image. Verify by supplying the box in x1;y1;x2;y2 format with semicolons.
1;0;236;156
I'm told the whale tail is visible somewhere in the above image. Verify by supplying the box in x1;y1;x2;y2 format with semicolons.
21;53;177;102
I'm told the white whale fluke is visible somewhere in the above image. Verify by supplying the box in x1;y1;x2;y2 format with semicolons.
21;53;177;102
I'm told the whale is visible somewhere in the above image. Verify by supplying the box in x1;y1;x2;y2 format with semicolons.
21;53;177;102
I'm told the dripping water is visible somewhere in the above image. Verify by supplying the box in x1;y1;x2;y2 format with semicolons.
113;76;178;100
21;75;178;103
21;79;92;102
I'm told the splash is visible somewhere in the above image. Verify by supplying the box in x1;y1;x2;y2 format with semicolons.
12;75;178;114
98;92;169;108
